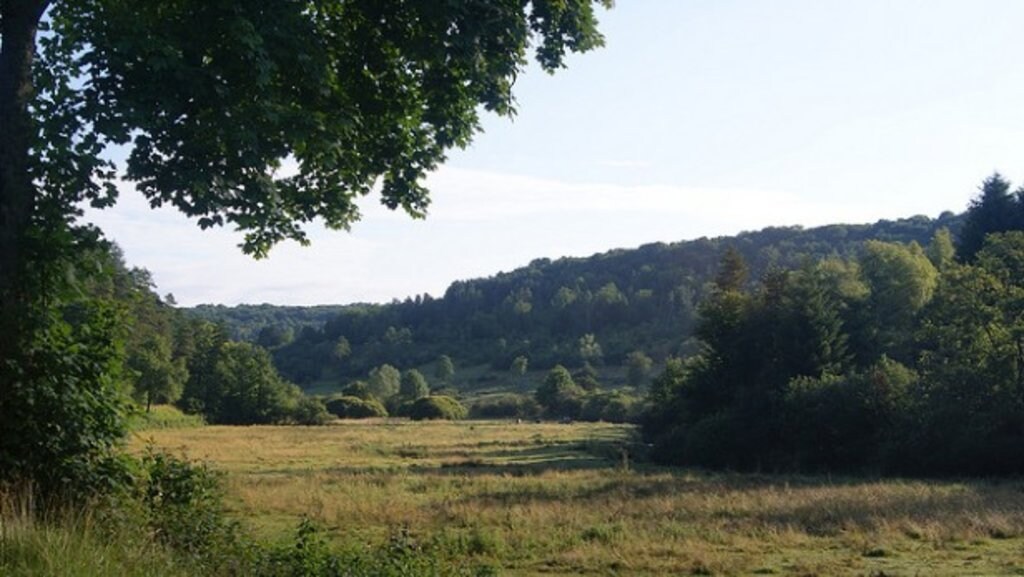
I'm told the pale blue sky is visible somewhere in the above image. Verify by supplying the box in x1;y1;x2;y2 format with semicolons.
86;1;1024;306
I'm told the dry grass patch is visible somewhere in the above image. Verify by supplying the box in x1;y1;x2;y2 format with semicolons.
132;421;1024;576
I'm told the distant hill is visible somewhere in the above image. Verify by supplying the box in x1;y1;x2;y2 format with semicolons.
185;212;962;388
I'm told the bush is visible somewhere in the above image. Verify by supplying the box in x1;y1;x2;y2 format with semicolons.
408;396;467;421
580;391;639;423
470;394;541;419
137;451;239;563
325;396;388;419
291;397;332;425
340;380;373;400
129;404;206;431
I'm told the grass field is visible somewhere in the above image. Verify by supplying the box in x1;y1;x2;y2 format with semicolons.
131;420;1024;576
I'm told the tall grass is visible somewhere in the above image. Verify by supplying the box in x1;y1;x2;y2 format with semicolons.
135;421;1024;576
0;488;185;577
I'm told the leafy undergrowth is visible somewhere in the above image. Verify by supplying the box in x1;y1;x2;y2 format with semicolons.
133;420;1024;576
128;404;205;431
0;451;495;577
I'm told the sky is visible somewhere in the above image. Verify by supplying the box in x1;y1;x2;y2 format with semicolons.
84;1;1024;306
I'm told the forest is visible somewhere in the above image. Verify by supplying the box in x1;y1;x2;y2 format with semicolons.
5;1;1024;574
190;211;961;384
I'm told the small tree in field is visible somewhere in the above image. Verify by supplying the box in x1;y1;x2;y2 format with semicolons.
435;355;455;384
400;369;430;400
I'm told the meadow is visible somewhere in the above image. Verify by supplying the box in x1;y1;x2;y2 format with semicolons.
132;420;1024;576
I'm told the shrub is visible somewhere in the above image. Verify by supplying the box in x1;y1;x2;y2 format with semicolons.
291;397;332;425
408;396;467;421
580;391;639;423
340;380;373;400
470;394;541;419
325;396;388;419
137;451;239;562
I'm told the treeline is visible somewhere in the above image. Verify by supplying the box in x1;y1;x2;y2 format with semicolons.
643;174;1024;475
93;246;331;427
189;213;960;386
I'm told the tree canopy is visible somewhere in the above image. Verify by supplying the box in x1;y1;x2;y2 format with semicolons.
0;0;611;492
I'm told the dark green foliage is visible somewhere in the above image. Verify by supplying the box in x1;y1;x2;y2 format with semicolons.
400;369;430;400
626;350;654;388
469;394;541;419
580;391;641;423
1;0;610;501
0;296;132;497
435;355;456;384
178;341;303;425
957;173;1024;262
573;362;602;391
138;451;235;561
408;396;468;421
783;358;915;471
535;366;585;419
644;192;1024;475
325;396;388;419
127;335;188;412
340;380;373;400
190;215;959;386
290;397;332;426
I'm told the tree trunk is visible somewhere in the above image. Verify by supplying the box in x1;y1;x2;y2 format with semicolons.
0;0;47;365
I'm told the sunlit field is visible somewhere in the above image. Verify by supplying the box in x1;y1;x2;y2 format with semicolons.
132;420;1024;576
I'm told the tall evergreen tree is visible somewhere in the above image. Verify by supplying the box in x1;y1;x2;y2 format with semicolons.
957;174;1021;262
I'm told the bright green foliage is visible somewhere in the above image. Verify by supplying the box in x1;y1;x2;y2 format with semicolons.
859;240;937;362
399;369;430;400
325;396;388;419
367;364;401;400
407;396;467;421
127;335;188;412
926;228;956;271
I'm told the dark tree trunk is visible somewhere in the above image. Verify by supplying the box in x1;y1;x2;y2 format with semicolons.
0;0;48;363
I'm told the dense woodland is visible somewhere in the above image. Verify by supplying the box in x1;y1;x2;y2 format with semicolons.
644;174;1024;475
190;211;961;386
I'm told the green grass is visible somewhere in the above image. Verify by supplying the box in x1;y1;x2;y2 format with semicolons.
0;493;186;577
128;404;205;431
131;420;1024;576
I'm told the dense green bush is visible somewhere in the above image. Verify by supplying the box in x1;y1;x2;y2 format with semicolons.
580;391;640;423
408;396;467;421
470;394;541;419
325;396;388;419
291;397;332;426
